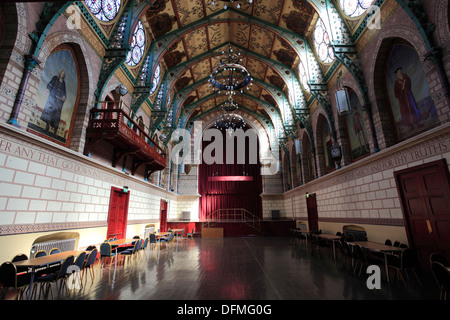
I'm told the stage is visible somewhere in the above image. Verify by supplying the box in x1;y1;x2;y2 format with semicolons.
167;219;296;237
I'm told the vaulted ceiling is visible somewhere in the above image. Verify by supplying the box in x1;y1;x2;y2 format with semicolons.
127;0;322;135
80;0;367;145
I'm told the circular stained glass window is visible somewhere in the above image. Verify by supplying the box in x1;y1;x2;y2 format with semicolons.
86;0;121;22
314;18;335;64
126;21;146;67
339;0;373;18
150;64;161;95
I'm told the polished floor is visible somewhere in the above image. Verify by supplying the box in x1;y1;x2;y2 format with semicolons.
6;236;441;300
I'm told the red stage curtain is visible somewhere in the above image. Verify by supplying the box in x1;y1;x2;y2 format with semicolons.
198;129;262;220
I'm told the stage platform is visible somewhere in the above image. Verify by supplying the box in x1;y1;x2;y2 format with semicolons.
167;219;295;237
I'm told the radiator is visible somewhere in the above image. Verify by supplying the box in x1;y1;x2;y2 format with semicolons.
30;238;76;258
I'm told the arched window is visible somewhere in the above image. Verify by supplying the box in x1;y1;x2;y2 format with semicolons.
126;21;146;67
86;0;121;22
150;64;161;96
314;18;335;64
298;60;310;93
339;0;373;18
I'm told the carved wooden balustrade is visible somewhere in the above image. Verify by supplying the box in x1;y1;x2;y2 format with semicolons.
84;101;166;176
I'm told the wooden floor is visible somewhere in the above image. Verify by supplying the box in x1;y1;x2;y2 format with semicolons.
5;236;441;301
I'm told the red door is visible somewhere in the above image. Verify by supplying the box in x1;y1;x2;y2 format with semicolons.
395;159;450;271
160;199;168;232
306;193;319;231
106;187;130;240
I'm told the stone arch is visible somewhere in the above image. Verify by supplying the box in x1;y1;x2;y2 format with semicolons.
300;130;315;184
315;112;335;177
368;24;438;149
282;150;291;191
290;143;300;188
433;0;450;47
36;30;94;153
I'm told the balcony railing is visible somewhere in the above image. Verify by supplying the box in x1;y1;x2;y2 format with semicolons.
85;101;167;173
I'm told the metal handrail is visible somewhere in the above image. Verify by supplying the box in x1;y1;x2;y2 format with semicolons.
202;208;261;231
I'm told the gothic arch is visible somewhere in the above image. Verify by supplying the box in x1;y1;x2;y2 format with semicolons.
300;130;315;184
37;31;93;153
315;112;335;177
368;23;435;149
433;0;450;47
290;143;300;188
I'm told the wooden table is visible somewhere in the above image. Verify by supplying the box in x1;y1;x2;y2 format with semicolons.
13;250;86;300
171;229;184;240
351;241;404;283
317;234;341;260
155;232;170;248
108;238;136;247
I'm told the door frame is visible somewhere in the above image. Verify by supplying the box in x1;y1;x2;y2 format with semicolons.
159;199;168;232
306;193;319;231
394;159;450;270
106;187;130;240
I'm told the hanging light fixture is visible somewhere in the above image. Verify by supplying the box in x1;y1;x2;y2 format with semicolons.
221;94;238;112
214;113;247;138
209;45;253;95
214;92;246;136
210;0;253;10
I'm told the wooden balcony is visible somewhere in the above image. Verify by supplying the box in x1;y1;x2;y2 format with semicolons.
84;102;167;176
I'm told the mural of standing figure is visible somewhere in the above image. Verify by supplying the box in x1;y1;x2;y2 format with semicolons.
352;110;369;154
41;69;66;136
393;67;422;130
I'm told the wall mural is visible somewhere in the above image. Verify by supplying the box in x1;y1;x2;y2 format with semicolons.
27;45;80;147
322;120;335;172
345;88;370;161
386;44;439;141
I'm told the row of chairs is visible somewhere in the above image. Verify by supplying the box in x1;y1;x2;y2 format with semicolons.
430;253;450;300
100;237;149;267
336;238;421;287
0;248;98;300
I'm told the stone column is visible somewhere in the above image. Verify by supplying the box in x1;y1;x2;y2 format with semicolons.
7;54;40;126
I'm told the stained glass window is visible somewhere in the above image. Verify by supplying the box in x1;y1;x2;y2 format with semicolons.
314;18;335;64
126;21;146;67
298;61;310;93
86;0;121;22
339;0;373;18
150;64;161;95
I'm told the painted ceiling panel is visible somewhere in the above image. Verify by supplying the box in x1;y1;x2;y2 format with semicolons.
184;26;209;58
190;59;212;82
124;0;346;128
172;0;206;26
248;25;275;58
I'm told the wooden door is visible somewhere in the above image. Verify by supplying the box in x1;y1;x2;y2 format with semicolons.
160;199;168;232
106;187;130;240
306;193;319;231
395;159;450;271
